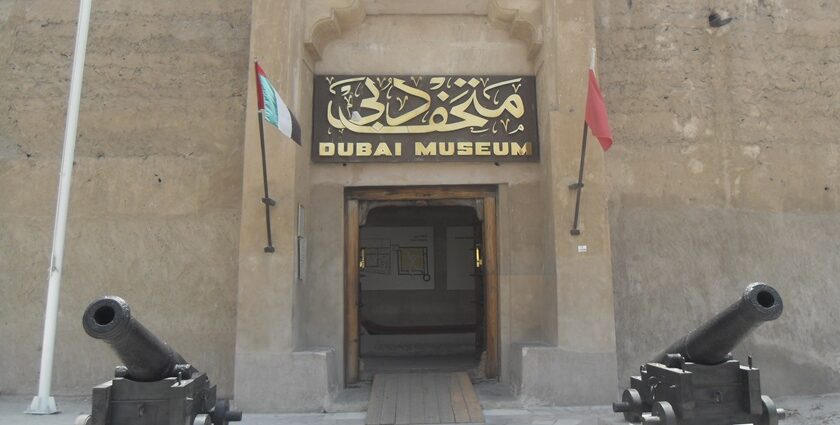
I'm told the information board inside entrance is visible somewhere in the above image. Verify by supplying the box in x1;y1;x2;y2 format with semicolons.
312;75;539;162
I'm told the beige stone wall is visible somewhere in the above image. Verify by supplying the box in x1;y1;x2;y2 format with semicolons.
0;1;251;396
596;0;840;395
233;0;331;412
517;0;619;404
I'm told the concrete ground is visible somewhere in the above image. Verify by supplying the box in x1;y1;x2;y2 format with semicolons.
2;392;839;425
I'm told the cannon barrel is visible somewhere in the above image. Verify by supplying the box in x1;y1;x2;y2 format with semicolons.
83;296;194;382
652;282;783;365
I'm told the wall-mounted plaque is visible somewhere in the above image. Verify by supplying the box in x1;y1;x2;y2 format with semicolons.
312;75;539;162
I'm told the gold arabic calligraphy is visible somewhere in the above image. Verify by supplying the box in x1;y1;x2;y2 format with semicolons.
326;76;526;135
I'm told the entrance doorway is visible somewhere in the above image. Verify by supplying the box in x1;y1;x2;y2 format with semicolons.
344;186;499;384
359;205;482;378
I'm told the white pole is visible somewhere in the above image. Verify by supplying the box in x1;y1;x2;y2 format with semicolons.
589;47;597;71
27;0;93;415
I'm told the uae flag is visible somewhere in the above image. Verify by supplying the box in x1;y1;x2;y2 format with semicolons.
255;62;301;145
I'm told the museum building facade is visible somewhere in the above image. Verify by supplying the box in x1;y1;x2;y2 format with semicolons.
230;0;620;411
2;0;838;414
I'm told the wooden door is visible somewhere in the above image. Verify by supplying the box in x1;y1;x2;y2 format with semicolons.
473;221;485;358
481;196;499;378
344;199;360;384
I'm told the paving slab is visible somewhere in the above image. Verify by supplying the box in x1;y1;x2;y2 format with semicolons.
1;393;839;425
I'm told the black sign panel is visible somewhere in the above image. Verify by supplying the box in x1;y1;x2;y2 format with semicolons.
312;75;539;162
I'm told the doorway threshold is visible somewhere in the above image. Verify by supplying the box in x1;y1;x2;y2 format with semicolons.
361;355;480;379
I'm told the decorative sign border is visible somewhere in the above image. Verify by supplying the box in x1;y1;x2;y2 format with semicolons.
312;75;539;162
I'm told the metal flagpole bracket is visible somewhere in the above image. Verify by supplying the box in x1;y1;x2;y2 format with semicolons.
261;197;276;206
568;182;584;190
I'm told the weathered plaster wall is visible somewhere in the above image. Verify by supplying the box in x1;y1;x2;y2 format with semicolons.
235;0;340;413
597;0;840;395
513;0;619;405
0;1;250;396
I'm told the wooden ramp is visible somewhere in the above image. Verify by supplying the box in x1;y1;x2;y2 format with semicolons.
365;372;485;425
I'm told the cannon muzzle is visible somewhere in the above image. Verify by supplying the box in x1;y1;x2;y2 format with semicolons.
83;296;195;381
653;282;783;365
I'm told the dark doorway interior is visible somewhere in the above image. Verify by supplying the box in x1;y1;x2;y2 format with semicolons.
358;206;484;379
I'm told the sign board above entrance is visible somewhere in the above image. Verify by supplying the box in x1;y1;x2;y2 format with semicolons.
312;75;539;163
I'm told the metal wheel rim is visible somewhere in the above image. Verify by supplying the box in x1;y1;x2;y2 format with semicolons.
213;399;230;425
74;414;92;425
761;395;780;425
652;401;677;425
622;388;643;422
193;413;212;425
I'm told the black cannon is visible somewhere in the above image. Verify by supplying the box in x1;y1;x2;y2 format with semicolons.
613;283;786;425
74;296;242;425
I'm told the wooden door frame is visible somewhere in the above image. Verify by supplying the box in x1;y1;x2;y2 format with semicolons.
344;185;500;384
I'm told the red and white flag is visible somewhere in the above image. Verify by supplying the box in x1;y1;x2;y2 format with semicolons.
585;69;613;151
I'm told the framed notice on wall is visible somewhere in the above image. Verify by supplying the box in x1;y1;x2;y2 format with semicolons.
312;75;539;163
360;226;435;290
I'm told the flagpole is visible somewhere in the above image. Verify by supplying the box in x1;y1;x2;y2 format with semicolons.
257;110;276;253
569;47;597;236
254;61;276;253
569;122;589;236
27;0;93;415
